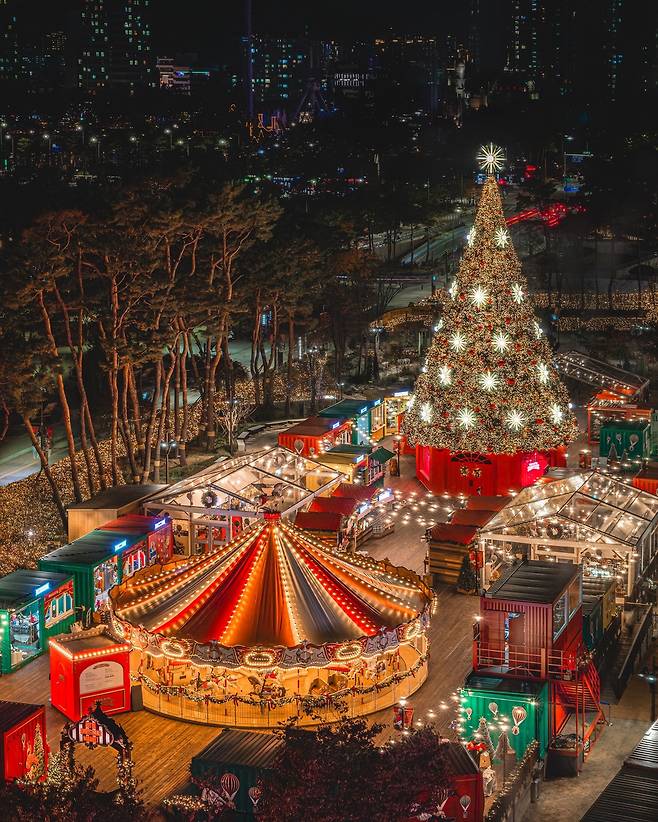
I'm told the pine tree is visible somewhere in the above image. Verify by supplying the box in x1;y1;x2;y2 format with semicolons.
477;716;495;760
457;554;478;592
403;158;577;455
27;723;46;782
494;729;514;762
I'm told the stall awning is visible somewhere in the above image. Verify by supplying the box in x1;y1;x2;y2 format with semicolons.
295;511;343;533
310;497;358;517
333;483;380;502
427;523;478;546
466;496;511;512
451;509;498;528
370;447;395;464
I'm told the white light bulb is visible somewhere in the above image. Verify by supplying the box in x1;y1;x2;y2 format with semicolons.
506;409;525;431
492;331;510;352
470;286;488;307
439;366;452;386
450;332;466;352
479;371;499;391
494;227;510;248
457;408;476;429
550;404;564;424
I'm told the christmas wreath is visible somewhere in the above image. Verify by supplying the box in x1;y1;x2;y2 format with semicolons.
545;522;564;540
202;489;218;508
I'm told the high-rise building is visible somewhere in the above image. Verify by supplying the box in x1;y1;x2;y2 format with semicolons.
244;36;326;117
78;0;153;92
0;0;19;83
45;31;67;57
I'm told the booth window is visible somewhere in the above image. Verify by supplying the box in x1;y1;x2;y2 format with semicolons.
45;591;74;628
553;593;567;640
370;403;385;434
122;547;146;579
567;577;581;617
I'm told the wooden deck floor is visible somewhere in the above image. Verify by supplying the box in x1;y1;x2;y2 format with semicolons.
0;652;219;806
0;457;475;808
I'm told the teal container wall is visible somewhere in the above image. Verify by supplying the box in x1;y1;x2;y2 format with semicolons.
0;610;10;674
44;612;76;642
460;681;549;759
38;562;95;612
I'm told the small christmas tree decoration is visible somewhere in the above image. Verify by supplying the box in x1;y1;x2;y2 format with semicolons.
403;145;577;496
494;729;514;762
477;716;495;760
457;554;478;593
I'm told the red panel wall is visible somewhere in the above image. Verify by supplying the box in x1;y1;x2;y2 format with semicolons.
2;707;47;781
481;598;552;650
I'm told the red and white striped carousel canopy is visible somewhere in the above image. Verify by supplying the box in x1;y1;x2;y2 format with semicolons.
110;516;431;649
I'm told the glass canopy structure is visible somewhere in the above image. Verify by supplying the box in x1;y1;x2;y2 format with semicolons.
144;447;343;555
480;470;658;596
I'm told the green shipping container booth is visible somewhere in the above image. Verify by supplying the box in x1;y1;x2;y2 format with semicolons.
39;529;149;616
599;420;650;462
191;729;283;816
318;400;377;446
459;674;550;759
0;569;74;674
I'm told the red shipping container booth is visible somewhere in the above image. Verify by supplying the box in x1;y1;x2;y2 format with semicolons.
0;701;47;781
98;513;173;569
278;417;351;457
474;560;583;680
50;626;131;721
415;446;566;497
408;741;484;822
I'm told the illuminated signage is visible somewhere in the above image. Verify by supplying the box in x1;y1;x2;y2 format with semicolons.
393;390;409;397
527;461;541;472
154;518;167;530
359;406;368;415
373;399;382;407
34;583;50;596
331;422;341;430
113;539;128;552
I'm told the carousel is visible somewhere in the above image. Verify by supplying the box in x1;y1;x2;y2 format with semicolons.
109;513;433;728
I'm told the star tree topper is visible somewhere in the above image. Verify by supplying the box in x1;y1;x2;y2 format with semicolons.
477;142;506;175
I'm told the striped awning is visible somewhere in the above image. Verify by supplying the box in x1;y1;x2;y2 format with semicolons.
111;516;430;649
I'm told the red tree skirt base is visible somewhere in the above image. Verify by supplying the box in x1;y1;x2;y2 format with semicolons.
415;445;567;497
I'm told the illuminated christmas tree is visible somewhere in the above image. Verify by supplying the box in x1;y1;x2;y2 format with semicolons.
403;146;577;496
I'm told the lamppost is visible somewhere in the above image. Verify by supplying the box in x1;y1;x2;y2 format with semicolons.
5;133;15;159
43;133;52;164
393;434;402;477
176;137;190;158
89;135;101;161
164;127;173;149
160;436;178;484
76;123;85;145
0;120;6;157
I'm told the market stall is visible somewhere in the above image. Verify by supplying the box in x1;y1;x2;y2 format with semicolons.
39;529;151;616
142;447;342;556
49;626;132;721
0;570;75;674
318;400;380;446
277;416;352;457
110;514;433;728
0;701;47;781
98;514;174;567
190;729;283;816
478;470;658;597
384;390;412;436
599;420;651;463
293;510;345;547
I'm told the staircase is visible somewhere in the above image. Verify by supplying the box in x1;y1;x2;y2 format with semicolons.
427;540;470;586
601;604;653;701
555;662;602;713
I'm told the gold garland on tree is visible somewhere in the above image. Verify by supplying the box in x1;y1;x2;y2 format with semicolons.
403;147;578;454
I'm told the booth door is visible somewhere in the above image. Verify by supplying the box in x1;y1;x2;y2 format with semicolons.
449;454;494;496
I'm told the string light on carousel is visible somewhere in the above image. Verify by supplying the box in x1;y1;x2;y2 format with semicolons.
108;512;433;727
402;143;578;497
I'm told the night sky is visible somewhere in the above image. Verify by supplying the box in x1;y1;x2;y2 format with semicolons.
24;1;463;57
